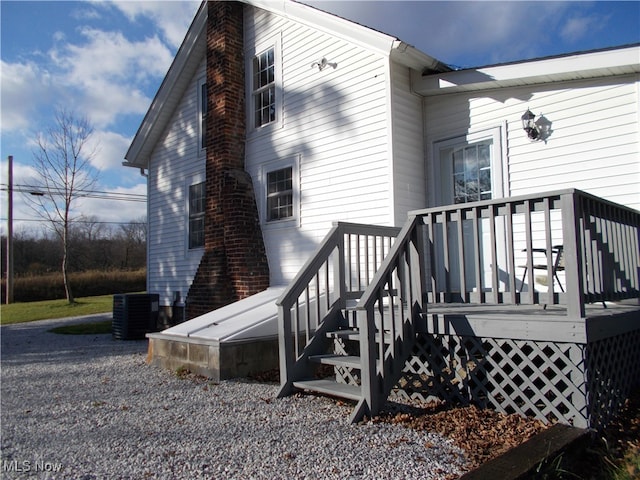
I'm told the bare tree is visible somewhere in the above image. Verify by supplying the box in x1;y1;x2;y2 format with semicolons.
28;110;100;303
119;217;147;269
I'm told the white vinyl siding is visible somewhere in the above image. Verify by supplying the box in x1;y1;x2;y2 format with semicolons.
244;6;393;285
425;74;640;210
147;59;206;305
390;61;426;224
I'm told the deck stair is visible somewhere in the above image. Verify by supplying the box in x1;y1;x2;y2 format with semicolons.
277;219;426;422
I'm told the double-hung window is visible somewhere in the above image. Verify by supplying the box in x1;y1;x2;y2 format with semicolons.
252;47;276;128
188;182;205;249
266;167;293;221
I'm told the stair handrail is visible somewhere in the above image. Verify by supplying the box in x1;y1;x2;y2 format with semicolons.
277;221;400;398
277;223;343;310
354;214;425;420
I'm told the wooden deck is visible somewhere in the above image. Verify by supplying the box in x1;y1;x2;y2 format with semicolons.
278;191;640;425
428;299;638;317
425;299;639;343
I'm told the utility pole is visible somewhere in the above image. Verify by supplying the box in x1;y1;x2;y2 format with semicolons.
6;155;13;304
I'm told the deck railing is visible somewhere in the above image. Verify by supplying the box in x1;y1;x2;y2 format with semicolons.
277;222;400;395
355;215;426;417
350;188;639;419
416;188;640;317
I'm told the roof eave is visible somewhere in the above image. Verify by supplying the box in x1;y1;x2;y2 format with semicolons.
390;40;452;74
414;44;640;96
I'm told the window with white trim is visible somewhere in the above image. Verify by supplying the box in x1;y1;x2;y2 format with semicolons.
188;182;205;249
266;167;293;221
252;46;275;128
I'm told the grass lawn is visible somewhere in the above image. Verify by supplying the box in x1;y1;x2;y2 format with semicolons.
0;295;114;325
48;320;113;335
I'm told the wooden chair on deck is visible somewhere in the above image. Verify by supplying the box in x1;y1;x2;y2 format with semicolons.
518;245;565;293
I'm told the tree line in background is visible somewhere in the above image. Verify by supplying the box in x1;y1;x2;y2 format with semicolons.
1;217;147;302
2;217;146;275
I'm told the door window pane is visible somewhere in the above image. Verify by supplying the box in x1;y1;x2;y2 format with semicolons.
452;141;492;204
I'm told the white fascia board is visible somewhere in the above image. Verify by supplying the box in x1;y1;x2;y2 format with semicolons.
414;45;640;96
390;40;451;73
248;0;398;57
124;2;208;168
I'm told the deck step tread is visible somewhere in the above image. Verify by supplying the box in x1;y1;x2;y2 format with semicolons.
308;354;361;369
327;329;360;340
326;329;393;343
292;379;361;401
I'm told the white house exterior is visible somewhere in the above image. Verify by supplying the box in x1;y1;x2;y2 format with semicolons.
124;0;639;325
419;47;640;211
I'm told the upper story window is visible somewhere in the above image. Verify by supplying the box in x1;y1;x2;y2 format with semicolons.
267;167;293;221
252;47;276;128
188;182;205;249
452;141;492;204
198;78;207;151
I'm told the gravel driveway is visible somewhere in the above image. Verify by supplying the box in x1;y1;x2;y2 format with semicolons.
1;315;467;479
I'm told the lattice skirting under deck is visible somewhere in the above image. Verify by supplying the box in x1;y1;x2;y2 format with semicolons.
586;329;640;429
375;329;640;430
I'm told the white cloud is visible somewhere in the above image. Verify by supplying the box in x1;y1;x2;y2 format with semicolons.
1;0;196;232
108;0;200;48
73;183;147;225
0;60;58;132
406;2;571;65
88;130;132;172
303;1;576;65
70;4;103;21
48;27;174;128
3;1;195;136
560;14;605;43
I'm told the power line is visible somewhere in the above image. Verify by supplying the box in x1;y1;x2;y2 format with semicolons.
0;184;147;202
0;217;146;226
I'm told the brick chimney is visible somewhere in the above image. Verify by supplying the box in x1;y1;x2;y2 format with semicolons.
186;1;270;319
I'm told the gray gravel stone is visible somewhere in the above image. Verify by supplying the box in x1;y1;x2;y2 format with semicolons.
1;315;467;479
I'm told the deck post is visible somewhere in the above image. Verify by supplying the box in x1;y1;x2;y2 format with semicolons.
334;223;346;308
561;191;586;318
357;306;377;418
276;303;295;397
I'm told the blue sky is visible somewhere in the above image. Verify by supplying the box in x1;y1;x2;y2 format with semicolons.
2;1;639;234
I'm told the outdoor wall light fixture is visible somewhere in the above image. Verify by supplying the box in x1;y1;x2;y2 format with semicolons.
311;57;337;71
521;108;553;142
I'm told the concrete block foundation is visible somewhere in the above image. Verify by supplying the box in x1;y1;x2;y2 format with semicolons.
147;333;279;382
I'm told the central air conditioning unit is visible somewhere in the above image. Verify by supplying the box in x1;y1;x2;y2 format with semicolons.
112;293;160;340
